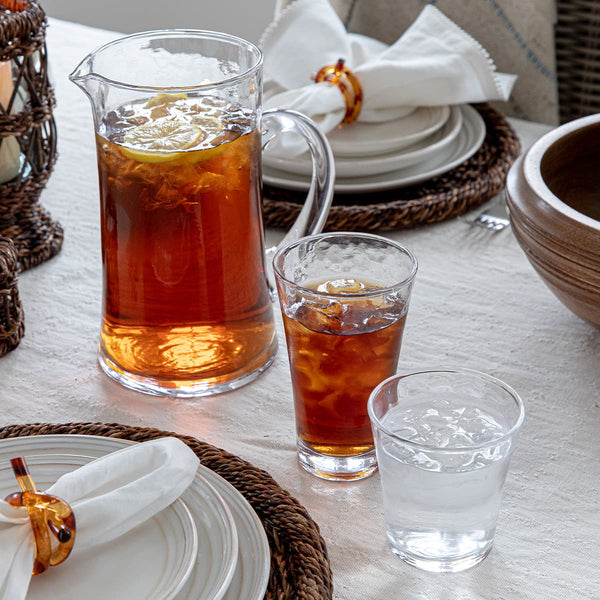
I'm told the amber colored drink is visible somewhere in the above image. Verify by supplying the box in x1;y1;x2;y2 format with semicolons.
281;279;407;457
96;95;275;389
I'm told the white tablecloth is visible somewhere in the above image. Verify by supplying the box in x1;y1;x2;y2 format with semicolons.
1;18;598;600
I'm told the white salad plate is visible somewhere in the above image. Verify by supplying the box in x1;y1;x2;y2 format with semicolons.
263;105;462;178
0;435;270;600
328;104;451;157
0;453;199;600
263;104;486;194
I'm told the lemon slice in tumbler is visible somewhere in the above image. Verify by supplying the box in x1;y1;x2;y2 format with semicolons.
122;120;204;163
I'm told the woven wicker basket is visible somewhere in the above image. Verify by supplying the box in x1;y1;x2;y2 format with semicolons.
0;0;62;271
0;235;24;357
556;0;600;123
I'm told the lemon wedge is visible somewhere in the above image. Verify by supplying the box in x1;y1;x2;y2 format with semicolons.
122;120;204;163
190;114;224;137
144;93;187;108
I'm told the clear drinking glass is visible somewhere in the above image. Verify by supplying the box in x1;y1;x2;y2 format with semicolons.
273;232;417;481
368;368;525;572
69;30;334;397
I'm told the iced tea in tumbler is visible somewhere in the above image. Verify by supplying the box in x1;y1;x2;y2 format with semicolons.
274;233;417;481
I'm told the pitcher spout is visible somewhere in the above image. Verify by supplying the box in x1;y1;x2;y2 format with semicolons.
68;54;97;97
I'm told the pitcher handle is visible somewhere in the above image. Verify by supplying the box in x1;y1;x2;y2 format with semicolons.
261;109;335;257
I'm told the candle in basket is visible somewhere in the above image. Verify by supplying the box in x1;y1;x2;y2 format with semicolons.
0;59;21;183
1;1;28;9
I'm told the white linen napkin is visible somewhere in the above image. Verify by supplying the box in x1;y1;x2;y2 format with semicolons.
0;437;199;600
260;0;516;154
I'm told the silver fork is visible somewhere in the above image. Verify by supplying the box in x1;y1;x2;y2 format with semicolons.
467;192;510;231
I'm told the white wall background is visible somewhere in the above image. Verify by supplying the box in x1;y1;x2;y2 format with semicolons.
39;0;278;43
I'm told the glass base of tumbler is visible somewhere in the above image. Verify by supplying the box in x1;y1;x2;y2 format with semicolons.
296;438;378;481
387;530;493;573
98;338;277;398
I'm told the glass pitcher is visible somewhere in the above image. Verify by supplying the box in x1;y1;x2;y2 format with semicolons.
70;30;334;397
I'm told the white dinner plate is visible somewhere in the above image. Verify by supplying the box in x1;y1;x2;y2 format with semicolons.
263;105;462;178
328;105;451;157
0;435;270;600
263;104;486;194
0;454;198;600
199;464;271;600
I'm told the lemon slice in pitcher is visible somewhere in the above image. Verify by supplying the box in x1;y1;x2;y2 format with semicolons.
190;114;223;137
144;93;187;108
122;115;226;164
122;120;204;163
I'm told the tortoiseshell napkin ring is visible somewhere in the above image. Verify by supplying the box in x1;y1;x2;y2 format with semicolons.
314;58;363;125
4;457;76;575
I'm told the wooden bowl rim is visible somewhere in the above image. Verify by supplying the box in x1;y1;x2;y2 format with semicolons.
524;113;600;233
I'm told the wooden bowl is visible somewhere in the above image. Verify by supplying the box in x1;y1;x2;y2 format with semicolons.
505;113;600;327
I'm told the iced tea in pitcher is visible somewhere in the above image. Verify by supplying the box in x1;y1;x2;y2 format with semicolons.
70;30;335;397
96;94;275;391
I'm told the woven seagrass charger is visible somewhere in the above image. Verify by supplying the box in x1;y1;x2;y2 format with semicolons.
263;104;521;232
0;422;333;600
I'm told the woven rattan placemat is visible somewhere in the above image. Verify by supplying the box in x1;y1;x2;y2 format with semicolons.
0;422;333;600
263;104;521;232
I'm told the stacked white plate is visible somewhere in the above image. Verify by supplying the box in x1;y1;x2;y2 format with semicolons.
263;104;486;194
0;435;271;600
